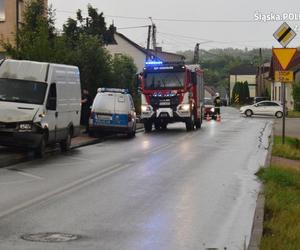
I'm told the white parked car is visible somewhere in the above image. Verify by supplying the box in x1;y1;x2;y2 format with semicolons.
89;88;136;138
240;101;285;118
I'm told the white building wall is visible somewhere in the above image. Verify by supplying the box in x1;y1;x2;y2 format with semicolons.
271;81;294;110
106;34;146;73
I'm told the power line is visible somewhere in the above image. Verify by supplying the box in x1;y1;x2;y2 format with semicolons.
118;25;149;30
55;10;257;23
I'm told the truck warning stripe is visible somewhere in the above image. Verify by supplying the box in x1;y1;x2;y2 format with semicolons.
278;27;292;42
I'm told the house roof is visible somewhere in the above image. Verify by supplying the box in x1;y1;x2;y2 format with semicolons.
229;64;257;75
113;32;185;62
204;86;217;96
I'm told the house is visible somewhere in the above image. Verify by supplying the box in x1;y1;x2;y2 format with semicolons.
229;64;258;101
105;30;185;73
269;50;300;110
256;62;272;97
0;0;48;58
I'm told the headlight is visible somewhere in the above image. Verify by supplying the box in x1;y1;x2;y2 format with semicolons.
141;105;151;112
211;108;215;112
19;123;32;131
179;104;190;111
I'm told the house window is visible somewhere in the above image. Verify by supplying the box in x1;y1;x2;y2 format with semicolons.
0;0;5;22
279;86;281;101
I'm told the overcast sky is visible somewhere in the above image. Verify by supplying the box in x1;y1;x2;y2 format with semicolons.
48;0;300;52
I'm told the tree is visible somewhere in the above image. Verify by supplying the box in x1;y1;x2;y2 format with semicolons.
293;82;300;111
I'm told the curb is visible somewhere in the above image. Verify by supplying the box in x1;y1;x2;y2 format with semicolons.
248;128;274;250
0;127;145;169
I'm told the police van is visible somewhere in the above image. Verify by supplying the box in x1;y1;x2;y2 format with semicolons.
0;59;81;157
89;88;136;138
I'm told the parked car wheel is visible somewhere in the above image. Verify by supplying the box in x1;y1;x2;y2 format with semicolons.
275;111;283;118
245;109;253;117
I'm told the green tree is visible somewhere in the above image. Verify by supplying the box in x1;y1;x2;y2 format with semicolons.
293;82;300;111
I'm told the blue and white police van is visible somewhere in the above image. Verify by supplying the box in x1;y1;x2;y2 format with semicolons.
89;88;136;138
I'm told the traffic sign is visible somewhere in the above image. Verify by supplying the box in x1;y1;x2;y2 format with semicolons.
275;71;294;83
273;22;296;47
273;48;297;70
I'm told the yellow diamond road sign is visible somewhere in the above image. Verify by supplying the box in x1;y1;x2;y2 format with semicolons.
273;22;296;47
273;48;297;70
275;71;294;83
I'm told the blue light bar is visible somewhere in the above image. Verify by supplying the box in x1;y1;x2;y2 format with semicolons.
98;88;128;94
145;61;163;66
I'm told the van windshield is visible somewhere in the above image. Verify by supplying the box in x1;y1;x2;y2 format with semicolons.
0;78;47;105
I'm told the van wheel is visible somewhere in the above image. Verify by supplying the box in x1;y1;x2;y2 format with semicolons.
60;130;72;152
35;135;46;158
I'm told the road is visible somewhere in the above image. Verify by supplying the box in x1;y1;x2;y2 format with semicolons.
0;107;272;250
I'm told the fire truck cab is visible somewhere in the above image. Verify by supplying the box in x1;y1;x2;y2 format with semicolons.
140;61;204;132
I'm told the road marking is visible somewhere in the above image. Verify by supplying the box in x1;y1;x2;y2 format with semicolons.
0;163;132;220
14;171;44;180
5;168;44;180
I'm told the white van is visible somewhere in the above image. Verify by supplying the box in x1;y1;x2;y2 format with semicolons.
0;59;81;156
89;88;136;138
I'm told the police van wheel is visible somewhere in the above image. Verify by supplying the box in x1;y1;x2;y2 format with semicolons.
60;130;72;152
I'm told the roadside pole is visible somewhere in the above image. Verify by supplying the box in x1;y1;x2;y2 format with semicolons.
282;82;286;144
272;22;297;145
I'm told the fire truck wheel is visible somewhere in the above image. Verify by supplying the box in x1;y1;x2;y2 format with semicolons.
161;123;167;130
144;121;152;133
195;118;202;129
154;122;160;130
185;115;195;132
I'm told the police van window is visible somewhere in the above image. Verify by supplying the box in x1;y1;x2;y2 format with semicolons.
0;0;5;21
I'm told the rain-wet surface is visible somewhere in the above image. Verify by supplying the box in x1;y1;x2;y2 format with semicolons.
0;107;273;250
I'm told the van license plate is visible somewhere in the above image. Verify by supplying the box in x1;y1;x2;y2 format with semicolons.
97;115;112;120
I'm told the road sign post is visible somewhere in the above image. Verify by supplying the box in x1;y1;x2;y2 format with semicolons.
273;22;297;144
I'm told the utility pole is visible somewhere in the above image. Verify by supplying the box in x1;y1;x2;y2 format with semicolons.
146;25;152;61
258;48;263;96
149;17;157;53
193;43;200;64
16;0;19;50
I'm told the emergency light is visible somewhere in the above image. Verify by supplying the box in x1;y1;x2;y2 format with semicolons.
97;88;129;94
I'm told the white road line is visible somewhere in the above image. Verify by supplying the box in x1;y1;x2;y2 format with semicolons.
14;171;44;180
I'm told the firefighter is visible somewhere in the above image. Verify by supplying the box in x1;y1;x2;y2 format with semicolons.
214;93;221;118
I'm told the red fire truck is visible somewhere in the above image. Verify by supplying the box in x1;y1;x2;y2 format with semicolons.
140;61;204;132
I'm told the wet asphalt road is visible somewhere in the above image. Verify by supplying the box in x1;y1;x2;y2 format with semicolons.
0;107;272;250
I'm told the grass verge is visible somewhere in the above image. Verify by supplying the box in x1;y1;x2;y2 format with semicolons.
272;136;300;161
288;111;300;118
257;165;300;249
